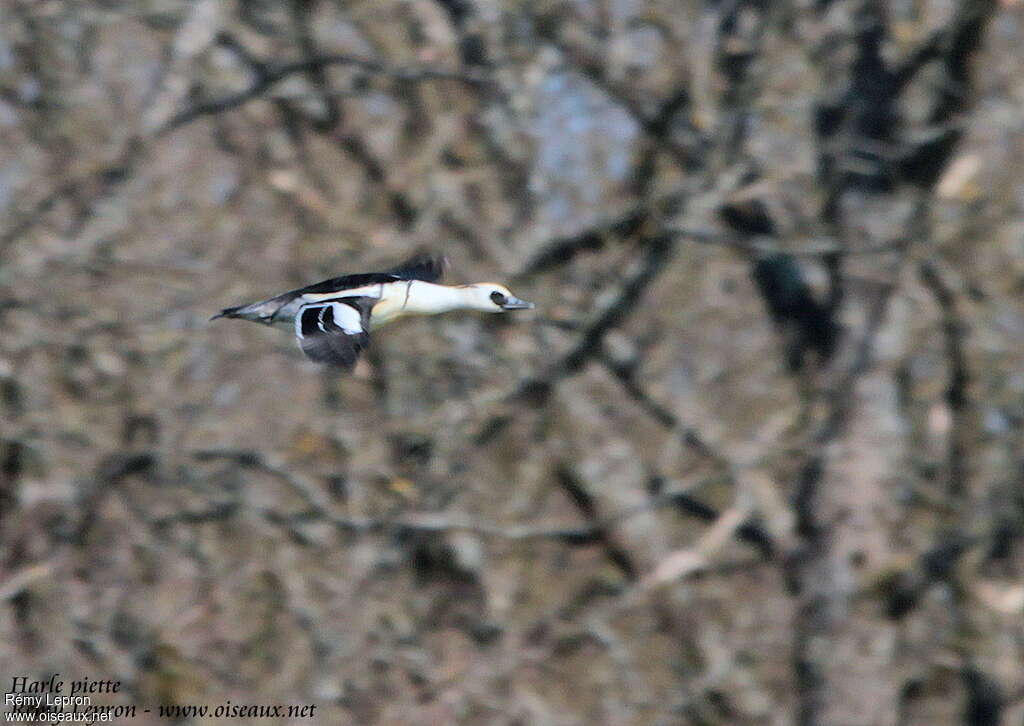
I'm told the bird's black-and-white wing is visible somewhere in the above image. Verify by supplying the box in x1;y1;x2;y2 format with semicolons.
294;297;375;369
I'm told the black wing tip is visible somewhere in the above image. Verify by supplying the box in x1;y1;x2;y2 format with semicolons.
326;356;360;371
300;335;368;370
388;250;447;282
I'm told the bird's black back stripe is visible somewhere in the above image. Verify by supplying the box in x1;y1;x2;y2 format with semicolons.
296;272;400;296
293;252;445;296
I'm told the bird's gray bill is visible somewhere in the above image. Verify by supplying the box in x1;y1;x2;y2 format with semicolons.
501;297;535;310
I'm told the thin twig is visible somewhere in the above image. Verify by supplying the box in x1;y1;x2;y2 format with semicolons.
160;54;491;134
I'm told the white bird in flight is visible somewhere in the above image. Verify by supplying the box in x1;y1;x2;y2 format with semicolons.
212;253;534;369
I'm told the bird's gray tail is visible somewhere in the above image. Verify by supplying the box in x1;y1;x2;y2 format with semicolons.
210;305;243;321
210;298;283;323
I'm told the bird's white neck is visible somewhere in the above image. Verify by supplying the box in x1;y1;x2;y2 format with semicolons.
402;282;468;314
369;281;481;327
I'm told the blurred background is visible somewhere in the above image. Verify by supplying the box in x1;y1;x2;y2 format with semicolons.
2;0;1023;724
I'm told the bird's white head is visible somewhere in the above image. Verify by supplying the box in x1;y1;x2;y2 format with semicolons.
461;283;535;313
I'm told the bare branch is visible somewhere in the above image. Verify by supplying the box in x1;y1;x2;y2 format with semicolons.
160;50;492;134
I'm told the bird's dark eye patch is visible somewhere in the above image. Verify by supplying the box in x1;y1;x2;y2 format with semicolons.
490;291;507;306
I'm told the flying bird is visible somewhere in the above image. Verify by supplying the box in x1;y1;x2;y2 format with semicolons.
212;253;534;369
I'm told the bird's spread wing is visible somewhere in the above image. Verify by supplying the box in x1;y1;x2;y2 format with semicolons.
294;296;376;369
383;251;446;283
